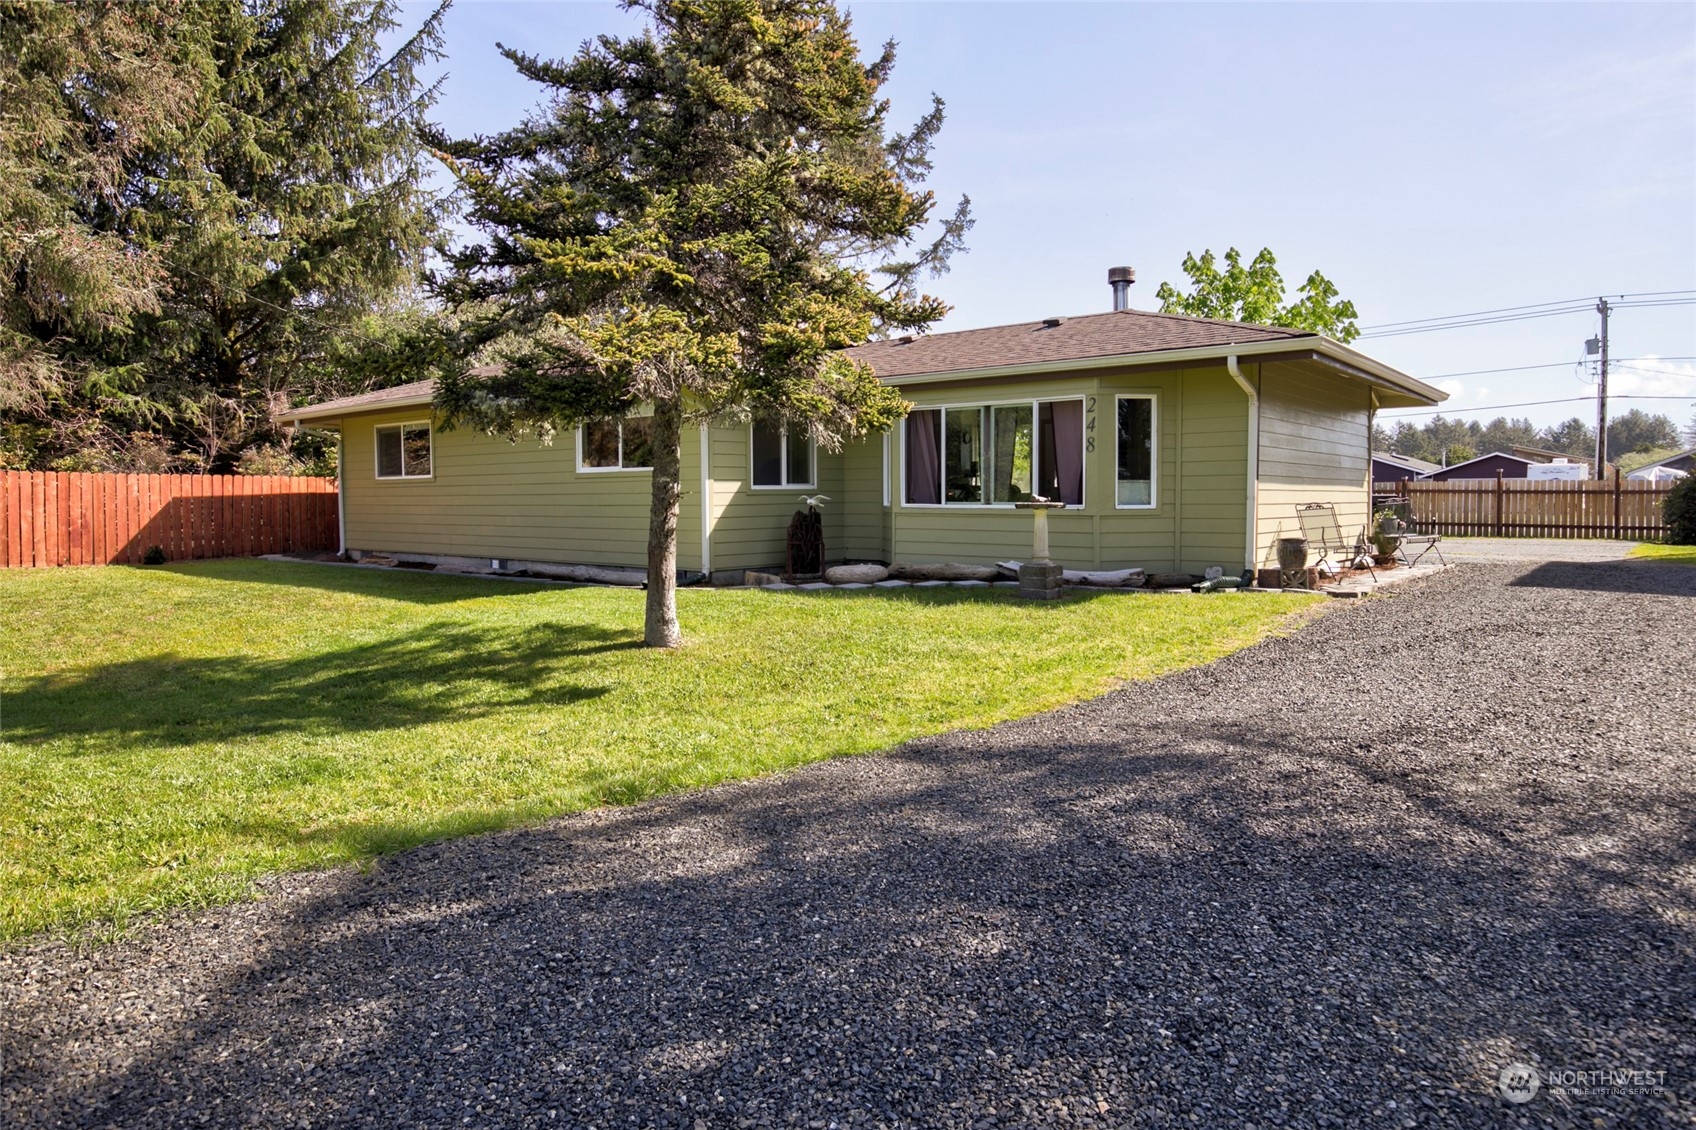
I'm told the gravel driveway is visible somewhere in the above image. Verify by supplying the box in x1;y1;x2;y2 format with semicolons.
1435;537;1641;564
4;561;1693;1129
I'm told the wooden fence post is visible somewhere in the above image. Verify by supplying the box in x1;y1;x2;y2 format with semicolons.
1612;467;1622;540
1494;470;1504;537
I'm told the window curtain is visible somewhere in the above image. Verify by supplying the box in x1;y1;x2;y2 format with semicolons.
905;410;941;504
1049;400;1084;505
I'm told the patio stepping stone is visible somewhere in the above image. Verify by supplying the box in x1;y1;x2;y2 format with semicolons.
760;582;797;591
951;579;990;588
834;582;871;590
873;579;911;588
797;582;833;591
912;580;950;588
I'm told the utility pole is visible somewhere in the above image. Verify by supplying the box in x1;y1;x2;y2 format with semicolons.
1594;297;1610;480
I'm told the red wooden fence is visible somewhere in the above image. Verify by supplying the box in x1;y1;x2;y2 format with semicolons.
0;471;338;568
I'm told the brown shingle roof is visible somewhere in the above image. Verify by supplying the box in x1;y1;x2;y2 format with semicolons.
279;379;435;421
845;308;1313;380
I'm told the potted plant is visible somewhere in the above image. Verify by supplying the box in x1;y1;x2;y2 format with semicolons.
1370;508;1402;565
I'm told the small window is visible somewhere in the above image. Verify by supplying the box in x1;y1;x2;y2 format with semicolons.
579;417;654;472
751;422;815;487
1116;395;1155;508
375;423;432;479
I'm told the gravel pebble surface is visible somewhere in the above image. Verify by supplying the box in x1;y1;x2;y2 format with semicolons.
3;560;1692;1129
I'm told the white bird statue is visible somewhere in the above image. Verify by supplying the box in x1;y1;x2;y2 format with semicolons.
799;494;831;510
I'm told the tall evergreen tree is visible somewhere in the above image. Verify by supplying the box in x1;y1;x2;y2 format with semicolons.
1606;408;1682;457
430;0;971;647
0;1;211;464
0;0;448;471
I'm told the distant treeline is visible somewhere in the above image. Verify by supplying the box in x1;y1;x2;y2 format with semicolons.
1375;409;1691;469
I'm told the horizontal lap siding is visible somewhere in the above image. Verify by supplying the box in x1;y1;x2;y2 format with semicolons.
892;511;1095;565
839;434;888;562
1254;362;1370;568
342;409;702;571
708;426;844;571
1177;367;1248;573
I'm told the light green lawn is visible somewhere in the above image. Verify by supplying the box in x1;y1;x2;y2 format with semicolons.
1628;543;1696;565
0;560;1321;941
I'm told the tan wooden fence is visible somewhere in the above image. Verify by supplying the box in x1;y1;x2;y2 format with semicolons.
1375;473;1671;539
0;471;338;568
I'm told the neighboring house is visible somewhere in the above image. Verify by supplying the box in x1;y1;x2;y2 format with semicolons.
1509;443;1615;478
1421;452;1593;481
1372;451;1439;483
1625;448;1694;482
1421;452;1538;481
278;272;1447;580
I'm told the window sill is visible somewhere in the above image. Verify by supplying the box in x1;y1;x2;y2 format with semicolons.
900;502;1088;511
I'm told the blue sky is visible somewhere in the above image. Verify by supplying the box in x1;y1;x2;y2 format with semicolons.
414;1;1696;435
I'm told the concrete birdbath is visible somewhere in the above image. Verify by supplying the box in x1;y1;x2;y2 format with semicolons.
1013;498;1067;599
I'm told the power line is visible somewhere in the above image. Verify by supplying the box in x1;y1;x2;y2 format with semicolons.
1421;356;1695;380
1357;291;1696;339
1383;394;1696;419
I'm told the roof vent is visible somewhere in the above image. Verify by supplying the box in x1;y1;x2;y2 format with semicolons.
1041;316;1064;328
1108;265;1136;311
897;334;915;344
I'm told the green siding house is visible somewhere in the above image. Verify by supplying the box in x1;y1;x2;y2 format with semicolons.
279;285;1445;581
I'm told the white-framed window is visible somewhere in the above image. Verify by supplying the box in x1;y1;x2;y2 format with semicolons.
750;421;815;488
578;417;655;472
1115;394;1157;508
375;421;432;480
902;397;1085;508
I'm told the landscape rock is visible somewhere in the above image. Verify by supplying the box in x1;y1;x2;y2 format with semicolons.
823;564;890;584
888;562;1003;582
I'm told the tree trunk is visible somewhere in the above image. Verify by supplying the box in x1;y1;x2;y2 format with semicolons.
643;396;685;648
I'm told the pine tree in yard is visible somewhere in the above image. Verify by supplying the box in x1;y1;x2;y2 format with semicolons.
0;0;449;471
430;0;972;648
0;1;211;463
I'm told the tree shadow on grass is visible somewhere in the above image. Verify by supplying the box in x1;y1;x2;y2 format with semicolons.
153;558;574;605
4;620;632;751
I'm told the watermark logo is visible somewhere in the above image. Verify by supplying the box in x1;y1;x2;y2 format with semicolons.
1499;1063;1540;1104
1497;1061;1669;1103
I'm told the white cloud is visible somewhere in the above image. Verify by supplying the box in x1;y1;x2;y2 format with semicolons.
1432;379;1466;402
1610;356;1696;399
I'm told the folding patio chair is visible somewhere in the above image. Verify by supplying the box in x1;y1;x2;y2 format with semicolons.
1295;503;1377;583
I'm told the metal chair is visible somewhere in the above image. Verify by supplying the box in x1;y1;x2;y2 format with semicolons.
1397;530;1445;568
1295;503;1377;583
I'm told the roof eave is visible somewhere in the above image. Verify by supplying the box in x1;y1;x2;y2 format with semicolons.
876;336;1447;407
276;391;436;425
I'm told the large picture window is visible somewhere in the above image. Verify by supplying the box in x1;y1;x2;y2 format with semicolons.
580;418;655;471
904;398;1084;507
375;422;432;479
1115;395;1156;508
751;422;815;488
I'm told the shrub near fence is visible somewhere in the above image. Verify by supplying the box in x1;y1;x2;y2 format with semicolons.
0;471;338;568
1376;472;1671;539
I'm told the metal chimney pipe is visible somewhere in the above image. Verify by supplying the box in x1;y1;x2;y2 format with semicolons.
1108;266;1136;311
